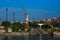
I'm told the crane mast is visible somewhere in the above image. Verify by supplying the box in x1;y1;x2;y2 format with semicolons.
22;6;29;31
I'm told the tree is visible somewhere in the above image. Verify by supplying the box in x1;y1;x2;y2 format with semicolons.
52;20;58;27
2;21;11;32
46;19;58;28
41;25;51;28
29;22;40;28
12;22;24;32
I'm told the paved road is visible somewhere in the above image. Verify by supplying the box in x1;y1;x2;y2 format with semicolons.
37;28;48;35
30;28;48;35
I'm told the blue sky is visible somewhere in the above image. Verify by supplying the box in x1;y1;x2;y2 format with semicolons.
0;0;60;21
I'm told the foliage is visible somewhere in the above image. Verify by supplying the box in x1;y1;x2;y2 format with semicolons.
12;22;24;32
52;20;58;27
2;21;11;26
46;19;59;27
2;21;11;32
29;22;40;28
27;27;32;32
41;25;51;28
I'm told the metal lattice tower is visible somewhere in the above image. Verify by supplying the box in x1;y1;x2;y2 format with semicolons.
6;8;8;21
13;12;15;23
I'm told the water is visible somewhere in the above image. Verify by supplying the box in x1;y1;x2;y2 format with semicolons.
0;35;60;40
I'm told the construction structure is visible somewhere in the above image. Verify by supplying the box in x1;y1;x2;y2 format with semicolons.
24;13;29;31
6;8;8;21
13;12;15;23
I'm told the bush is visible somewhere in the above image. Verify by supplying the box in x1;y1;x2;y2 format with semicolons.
53;29;58;32
41;25;51;29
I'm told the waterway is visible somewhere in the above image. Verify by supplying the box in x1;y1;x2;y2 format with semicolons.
0;34;60;40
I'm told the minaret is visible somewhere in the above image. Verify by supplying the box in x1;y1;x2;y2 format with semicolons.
22;6;29;31
25;13;28;22
24;13;29;31
6;8;8;21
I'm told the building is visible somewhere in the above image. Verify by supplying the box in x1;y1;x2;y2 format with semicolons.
8;27;12;32
24;13;29;31
0;26;5;33
38;23;44;28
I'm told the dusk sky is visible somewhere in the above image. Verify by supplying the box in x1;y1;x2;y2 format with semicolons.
0;0;60;21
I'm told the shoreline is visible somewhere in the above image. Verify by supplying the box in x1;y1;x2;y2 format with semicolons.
0;32;60;36
0;32;29;36
54;32;60;37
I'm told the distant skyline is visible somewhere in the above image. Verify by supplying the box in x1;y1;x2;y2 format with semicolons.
0;0;60;21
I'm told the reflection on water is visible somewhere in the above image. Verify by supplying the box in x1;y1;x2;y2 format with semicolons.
0;35;60;40
4;36;8;40
12;36;24;40
29;35;40;40
29;34;54;40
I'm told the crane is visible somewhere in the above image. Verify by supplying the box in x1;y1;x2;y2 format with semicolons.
22;6;29;31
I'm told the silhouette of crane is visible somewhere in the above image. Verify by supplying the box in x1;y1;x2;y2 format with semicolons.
6;8;8;21
22;6;29;31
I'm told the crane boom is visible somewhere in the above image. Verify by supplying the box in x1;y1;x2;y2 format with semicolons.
22;6;29;31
